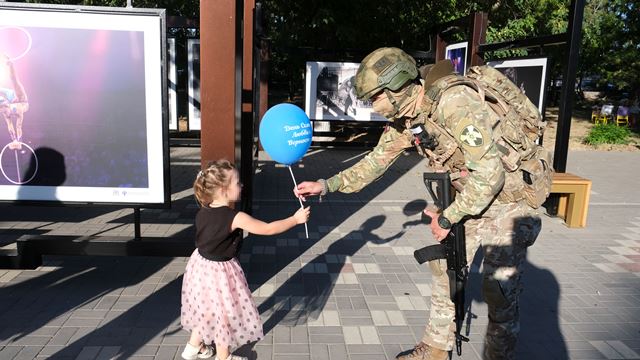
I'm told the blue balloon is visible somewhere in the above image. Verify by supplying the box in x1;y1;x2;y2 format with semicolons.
259;103;312;165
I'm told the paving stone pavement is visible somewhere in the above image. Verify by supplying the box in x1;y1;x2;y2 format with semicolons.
0;147;639;360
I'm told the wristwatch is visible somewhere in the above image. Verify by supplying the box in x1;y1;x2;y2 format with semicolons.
437;215;452;230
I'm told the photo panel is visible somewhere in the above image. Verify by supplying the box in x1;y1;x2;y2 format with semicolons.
305;61;386;122
0;4;168;205
187;38;200;130
168;37;177;131
445;42;468;75
487;57;549;112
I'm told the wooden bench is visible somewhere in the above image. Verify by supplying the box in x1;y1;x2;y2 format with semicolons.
550;172;592;228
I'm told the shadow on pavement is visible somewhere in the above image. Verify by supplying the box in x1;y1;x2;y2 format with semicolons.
450;218;567;359
256;198;426;335
0;256;174;358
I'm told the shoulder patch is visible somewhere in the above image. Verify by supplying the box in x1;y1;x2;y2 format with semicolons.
459;124;484;147
453;117;492;160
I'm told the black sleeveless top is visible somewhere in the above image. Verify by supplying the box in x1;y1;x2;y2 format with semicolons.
195;206;243;260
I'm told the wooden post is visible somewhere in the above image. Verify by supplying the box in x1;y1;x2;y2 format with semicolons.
468;12;488;67
243;0;255;108
199;0;239;166
435;33;446;61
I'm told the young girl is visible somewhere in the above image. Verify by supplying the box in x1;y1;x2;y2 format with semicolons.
181;160;310;360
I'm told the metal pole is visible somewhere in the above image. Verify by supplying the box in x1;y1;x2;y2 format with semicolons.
554;0;585;173
235;0;246;211
548;0;585;215
134;207;141;240
127;0;133;8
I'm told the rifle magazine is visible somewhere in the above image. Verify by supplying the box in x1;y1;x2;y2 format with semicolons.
413;244;446;264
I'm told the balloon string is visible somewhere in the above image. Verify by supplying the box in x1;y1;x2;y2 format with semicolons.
288;165;309;239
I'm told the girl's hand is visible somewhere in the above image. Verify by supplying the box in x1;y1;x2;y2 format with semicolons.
293;206;310;224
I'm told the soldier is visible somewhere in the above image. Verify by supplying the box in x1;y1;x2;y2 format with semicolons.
294;48;547;360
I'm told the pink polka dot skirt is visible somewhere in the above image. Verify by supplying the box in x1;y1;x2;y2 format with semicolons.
181;250;263;348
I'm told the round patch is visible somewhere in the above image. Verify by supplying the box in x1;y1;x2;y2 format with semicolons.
459;125;484;147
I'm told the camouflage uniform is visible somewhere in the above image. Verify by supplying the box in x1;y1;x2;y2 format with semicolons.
325;77;542;359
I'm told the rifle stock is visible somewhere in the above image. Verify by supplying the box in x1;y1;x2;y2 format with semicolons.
413;172;469;356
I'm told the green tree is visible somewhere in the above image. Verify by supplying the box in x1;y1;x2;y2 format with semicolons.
580;0;639;98
263;0;481;100
7;0;638;103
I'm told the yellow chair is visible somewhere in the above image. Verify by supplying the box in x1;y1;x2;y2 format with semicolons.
616;105;630;126
591;109;599;123
596;104;614;125
616;114;629;126
595;113;608;125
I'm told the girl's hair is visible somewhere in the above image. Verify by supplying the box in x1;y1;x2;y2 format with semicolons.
193;159;236;207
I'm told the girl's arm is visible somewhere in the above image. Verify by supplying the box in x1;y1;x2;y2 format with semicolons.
231;207;309;236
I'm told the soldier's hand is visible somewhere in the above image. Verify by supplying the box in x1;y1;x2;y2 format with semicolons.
294;181;322;201
424;209;450;242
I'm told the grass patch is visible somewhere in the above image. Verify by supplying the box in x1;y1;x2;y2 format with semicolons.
584;124;631;145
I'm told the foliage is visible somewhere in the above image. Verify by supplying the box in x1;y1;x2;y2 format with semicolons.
262;0;476;99
4;0;638;103
485;0;568;59
260;0;578;100
580;0;639;97
584;123;631;145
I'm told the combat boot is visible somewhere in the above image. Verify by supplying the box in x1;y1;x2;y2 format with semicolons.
396;342;449;360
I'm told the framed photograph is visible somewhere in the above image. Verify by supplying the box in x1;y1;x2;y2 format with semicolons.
445;42;468;75
187;38;201;130
0;3;169;206
305;61;386;122
487;57;549;112
168;37;177;131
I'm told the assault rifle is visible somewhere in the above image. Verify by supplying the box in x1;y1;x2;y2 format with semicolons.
413;172;469;356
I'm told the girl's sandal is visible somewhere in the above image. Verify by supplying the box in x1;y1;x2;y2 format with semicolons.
181;343;215;360
198;344;215;359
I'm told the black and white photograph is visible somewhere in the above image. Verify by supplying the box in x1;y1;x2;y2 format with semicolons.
487;57;548;112
168;37;177;131
445;41;468;75
305;61;386;122
187;38;201;130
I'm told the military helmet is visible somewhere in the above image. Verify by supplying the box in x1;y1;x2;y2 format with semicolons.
354;47;419;100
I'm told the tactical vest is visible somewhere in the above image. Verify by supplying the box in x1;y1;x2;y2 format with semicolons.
410;65;553;208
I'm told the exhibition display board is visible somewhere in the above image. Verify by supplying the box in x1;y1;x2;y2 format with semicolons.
0;3;169;206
